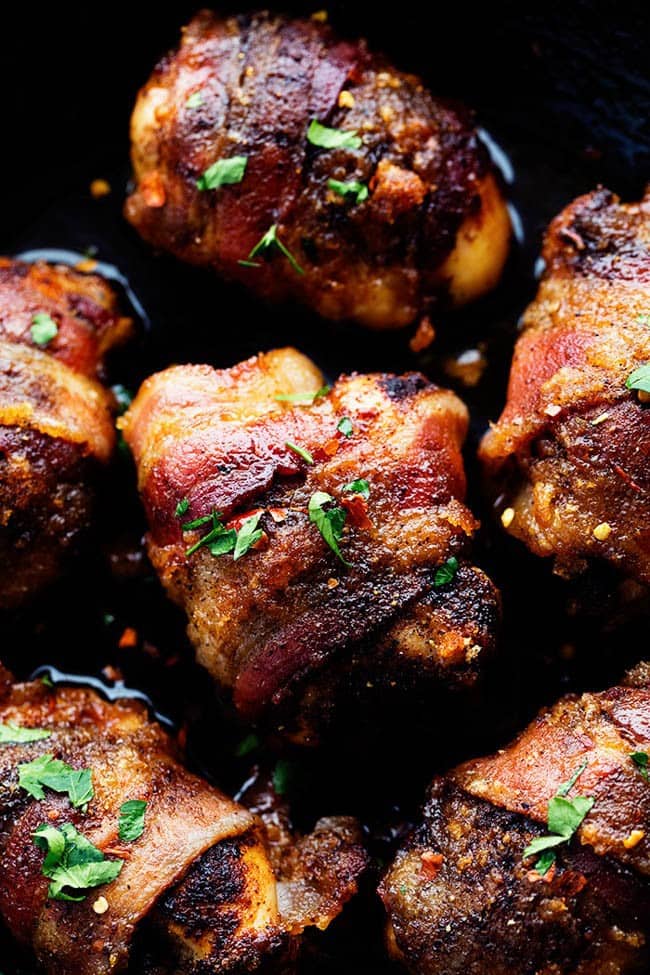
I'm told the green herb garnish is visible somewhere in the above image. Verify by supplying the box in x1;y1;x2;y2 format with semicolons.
308;491;350;565
307;119;362;150
272;759;294;796
522;760;593;875
18;754;93;808
631;751;649;781
327;178;368;204
175;497;190;518
434;557;459;587
626;363;650;394
275;385;330;405
233;512;264;561
186;90;204;110
239;223;305;275
337;417;353;437
197;156;247;191
342;478;370;500
111;384;133;415
33;822;123;901
118;799;147;842
236;733;260;758
30;313;58;346
0;723;51;745
286;441;314;464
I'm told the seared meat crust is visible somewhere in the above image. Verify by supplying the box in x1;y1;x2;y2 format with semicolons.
121;348;500;740
380;665;650;974
126;10;510;329
480;189;650;585
0;667;366;974
0;259;131;606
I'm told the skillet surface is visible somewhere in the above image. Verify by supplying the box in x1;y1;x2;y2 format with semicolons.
0;2;648;971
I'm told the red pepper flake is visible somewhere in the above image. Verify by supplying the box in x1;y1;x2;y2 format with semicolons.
269;507;287;523
118;627;138;649
527;861;557;884
614;464;642;493
554;870;587;897
140;171;166;208
420;850;444;880
341;494;372;530
252;530;269;553
322;437;340;457
409;316;436;353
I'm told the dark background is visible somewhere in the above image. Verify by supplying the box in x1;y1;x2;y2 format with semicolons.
0;2;648;972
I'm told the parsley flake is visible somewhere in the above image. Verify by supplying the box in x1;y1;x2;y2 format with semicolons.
434;557;459;587
186;90;204;110
236;733;260;758
175;497;190;518
197;156;247;191
118;799;147;842
307;119;362;150
33;822;123;901
327;178;369;204
286;441;314;464
0;723;51;745
626;363;650;394
522;761;594;874
233;512;264;561
343;478;370;500
111;384;133;415
184;510;234;557
31;312;58;346
275;385;330;405
272;759;295;796
337;417;353;437
631;751;649;781
18;754;94;809
308;491;350;565
239;223;305;275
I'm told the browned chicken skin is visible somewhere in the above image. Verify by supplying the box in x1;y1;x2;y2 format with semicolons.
480;189;650;586
125;9;510;329
121;347;500;742
380;664;650;975
0;665;366;974
0;259;131;607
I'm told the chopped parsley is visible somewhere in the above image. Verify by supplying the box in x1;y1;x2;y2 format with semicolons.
522;760;594;875
118;799;147;842
233;512;264;560
275;385;330;405
434;557;459;587
33;822;123;902
308;491;350;565
272;759;295;796
183;508;265;561
18;754;94;809
186;90;204;110
0;723;51;745
637;314;650;326
175;497;190;518
337;416;353;437
342;478;370;500
626;363;650;394
631;751;649;781
236;732;260;758
30;312;58;346
239;223;305;275
327;178;368;204
197;155;247;191
307;119;362;150
285;441;314;465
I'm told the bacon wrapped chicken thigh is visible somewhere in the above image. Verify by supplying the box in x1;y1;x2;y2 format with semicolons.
480;189;650;587
0;664;366;974
121;347;500;741
0;258;131;607
125;9;510;330
380;663;650;974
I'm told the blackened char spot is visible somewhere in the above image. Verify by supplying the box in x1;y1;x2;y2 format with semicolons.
379;373;431;402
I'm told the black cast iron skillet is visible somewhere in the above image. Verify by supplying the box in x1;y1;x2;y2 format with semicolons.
0;2;648;971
